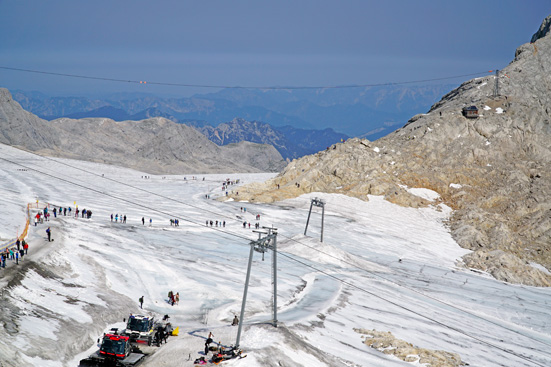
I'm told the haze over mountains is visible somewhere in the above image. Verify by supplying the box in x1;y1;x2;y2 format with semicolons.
13;83;456;139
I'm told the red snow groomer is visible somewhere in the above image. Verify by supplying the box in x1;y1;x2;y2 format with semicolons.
79;332;145;366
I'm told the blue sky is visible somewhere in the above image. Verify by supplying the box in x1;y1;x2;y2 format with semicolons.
0;0;550;97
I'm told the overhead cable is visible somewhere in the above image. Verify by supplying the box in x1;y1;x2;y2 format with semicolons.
0;66;491;90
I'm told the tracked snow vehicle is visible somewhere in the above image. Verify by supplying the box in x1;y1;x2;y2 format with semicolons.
122;314;156;345
79;332;145;366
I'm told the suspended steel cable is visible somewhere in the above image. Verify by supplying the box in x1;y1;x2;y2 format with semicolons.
0;65;491;90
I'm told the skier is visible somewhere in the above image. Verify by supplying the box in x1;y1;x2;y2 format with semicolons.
232;315;239;326
46;227;51;242
142;217;145;225
139;296;144;309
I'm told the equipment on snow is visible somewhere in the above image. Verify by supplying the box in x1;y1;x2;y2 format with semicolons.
79;332;145;366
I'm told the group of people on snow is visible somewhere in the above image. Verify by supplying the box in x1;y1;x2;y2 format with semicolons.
110;213;126;223
206;220;225;227
167;290;179;306
1;238;29;268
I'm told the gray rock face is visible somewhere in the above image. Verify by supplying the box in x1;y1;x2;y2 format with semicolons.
198;117;349;160
531;15;551;43
0;89;286;174
229;15;551;286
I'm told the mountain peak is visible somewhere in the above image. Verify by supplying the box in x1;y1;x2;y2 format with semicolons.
531;14;551;43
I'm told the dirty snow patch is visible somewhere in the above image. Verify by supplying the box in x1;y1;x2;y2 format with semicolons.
530;262;551;275
406;188;440;202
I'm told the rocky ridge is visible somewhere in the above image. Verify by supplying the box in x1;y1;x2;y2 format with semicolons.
225;16;551;286
0;89;286;174
198;117;349;160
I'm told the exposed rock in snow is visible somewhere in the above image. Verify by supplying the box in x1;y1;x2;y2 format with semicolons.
355;329;462;367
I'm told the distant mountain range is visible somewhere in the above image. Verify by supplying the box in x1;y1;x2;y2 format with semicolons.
0;88;286;174
12;83;456;139
198;118;348;160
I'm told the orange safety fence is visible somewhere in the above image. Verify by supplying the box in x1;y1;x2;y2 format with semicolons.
0;202;47;253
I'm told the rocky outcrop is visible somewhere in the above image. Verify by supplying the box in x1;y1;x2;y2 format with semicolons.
0;89;286;174
531;15;551;42
355;329;463;367
225;16;551;286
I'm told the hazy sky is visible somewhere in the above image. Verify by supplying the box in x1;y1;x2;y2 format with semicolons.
1;0;550;97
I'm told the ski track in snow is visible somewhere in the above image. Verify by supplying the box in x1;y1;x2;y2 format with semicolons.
0;143;550;367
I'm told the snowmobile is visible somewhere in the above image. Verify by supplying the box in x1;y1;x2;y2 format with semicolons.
79;332;145;366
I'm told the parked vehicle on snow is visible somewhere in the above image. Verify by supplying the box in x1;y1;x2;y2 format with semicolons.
79;331;145;366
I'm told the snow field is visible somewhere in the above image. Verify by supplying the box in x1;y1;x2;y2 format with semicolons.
0;143;550;367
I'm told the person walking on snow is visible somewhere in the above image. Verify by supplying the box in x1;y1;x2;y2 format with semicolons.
46;227;51;241
139;296;144;309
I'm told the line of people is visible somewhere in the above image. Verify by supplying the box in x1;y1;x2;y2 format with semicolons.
110;213;127;223
206;220;225;227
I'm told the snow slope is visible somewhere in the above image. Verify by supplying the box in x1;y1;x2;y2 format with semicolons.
0;143;550;367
